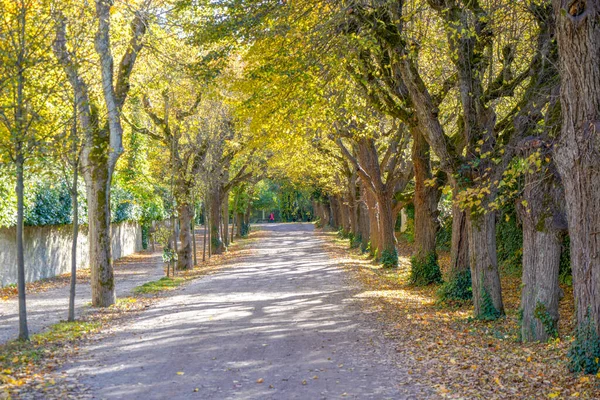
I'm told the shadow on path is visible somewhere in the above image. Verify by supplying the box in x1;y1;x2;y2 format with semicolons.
62;223;429;399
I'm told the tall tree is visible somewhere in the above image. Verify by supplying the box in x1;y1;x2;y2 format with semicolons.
552;0;600;333
53;0;149;307
0;0;56;340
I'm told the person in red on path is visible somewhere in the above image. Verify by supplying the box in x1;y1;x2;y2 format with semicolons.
269;212;275;222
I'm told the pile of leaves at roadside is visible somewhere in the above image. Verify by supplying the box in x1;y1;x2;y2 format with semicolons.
319;230;600;399
0;269;91;302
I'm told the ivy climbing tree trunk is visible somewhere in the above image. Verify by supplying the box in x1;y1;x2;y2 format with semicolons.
552;0;600;334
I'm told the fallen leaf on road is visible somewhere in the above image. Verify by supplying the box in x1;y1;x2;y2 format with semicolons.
176;372;184;375
256;378;264;384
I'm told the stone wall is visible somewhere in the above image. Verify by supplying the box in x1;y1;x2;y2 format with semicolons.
0;221;143;286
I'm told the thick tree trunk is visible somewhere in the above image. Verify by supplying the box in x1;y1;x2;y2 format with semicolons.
520;226;562;341
244;204;250;226
468;210;504;318
518;140;566;342
412;131;440;261
222;196;229;247
375;192;396;255
553;0;600;333
237;212;244;236
210;188;225;254
357;182;371;249
347;172;358;236
16;154;28;340
340;196;351;233
177;202;194;270
85;156;116;307
68;167;79;322
192;210;197;266
365;188;380;254
449;177;470;277
329;196;341;229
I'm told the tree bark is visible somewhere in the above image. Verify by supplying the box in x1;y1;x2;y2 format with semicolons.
449;177;470;277
68;166;79;322
210;188;225;254
339;195;351;233
552;0;600;332
467;211;504;318
177;202;194;270
357;183;371;249
16;153;28;340
375;191;397;255
222;195;229;247
347;171;359;236
85;153;116;307
412;130;440;261
518;157;565;341
365;187;380;254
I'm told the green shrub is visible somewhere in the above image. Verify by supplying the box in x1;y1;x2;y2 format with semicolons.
410;252;442;286
438;268;472;302
351;234;362;249
380;248;398;268
568;310;600;374
534;301;558;339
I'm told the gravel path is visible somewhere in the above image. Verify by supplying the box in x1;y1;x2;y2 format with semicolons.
61;223;428;399
0;228;207;344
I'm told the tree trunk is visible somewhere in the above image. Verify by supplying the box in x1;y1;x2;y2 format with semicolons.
449;176;470;277
412;130;440;261
177;202;194;270
244;204;250;226
16;154;28;340
553;0;600;333
468;210;504;319
357;183;370;249
365;188;380;254
68;167;79;322
192;212;197;266
85;155;116;308
347;171;359;237
210;188;225;254
237;212;244;236
375;191;396;255
203;203;207;262
222;195;229;247
340;196;350;233
329;196;341;229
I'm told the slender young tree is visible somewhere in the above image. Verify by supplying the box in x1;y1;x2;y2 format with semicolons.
0;0;55;340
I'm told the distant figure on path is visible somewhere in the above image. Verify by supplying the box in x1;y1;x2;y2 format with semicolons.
269;212;275;222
